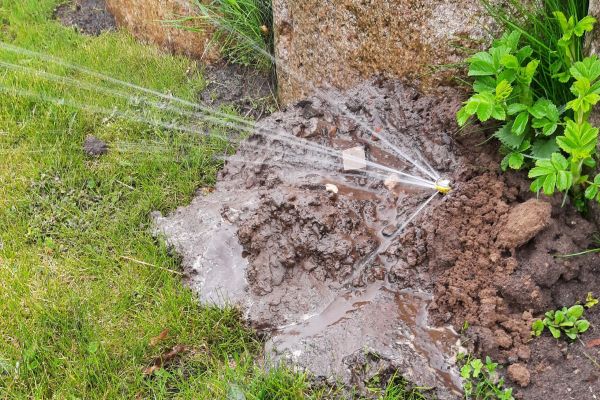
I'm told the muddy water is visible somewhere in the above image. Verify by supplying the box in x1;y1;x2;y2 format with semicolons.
154;80;466;398
270;283;462;394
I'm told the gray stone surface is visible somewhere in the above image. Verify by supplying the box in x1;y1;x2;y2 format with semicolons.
272;0;503;104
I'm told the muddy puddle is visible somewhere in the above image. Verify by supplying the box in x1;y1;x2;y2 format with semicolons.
154;78;600;399
268;283;462;395
154;79;464;398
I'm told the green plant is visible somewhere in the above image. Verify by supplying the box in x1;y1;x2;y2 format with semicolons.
174;0;274;71
458;354;514;400
458;8;600;209
480;0;590;106
456;30;559;170
528;55;600;205
531;304;590;339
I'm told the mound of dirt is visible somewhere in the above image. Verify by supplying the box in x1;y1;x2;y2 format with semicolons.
154;78;600;399
54;0;116;36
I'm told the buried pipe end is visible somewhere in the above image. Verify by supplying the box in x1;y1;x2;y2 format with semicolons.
434;178;452;195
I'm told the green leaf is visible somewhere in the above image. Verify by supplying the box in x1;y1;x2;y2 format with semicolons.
470;358;483;377
501;54;519;69
551;152;569;170
508;152;524;170
462;92;497;122
570;56;600;82
498;68;518;84
543;121;559;136
491;103;506;120
495;30;521;51
585;184;599;200
565;330;578;340
548;325;561;338
554;311;565;324
521;60;540;84
461;364;472;379
469;51;496;76
567;305;584;319
457;106;470;126
512;111;529;135
507;103;528;115
529;153;571;195
531;139;559;159
543;173;557;195
528;98;558;120
584;157;597;168
516;45;533;63
495;80;513;101
554;11;569;33
556;121;598;159
495;123;525;149
556;170;573;191
531;319;544;336
574;16;597;37
575;319;590;332
490;45;511;70
473;76;496;93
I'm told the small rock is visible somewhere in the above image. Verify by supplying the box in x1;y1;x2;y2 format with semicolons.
507;363;531;387
325;183;338;194
301;118;329;138
83;135;108;156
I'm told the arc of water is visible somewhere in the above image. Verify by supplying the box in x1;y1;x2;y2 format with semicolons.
183;12;441;182
218;153;437;191
0;80;436;190
0;40;440;182
0;54;437;187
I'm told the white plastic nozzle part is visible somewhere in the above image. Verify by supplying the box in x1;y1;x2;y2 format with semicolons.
342;146;367;171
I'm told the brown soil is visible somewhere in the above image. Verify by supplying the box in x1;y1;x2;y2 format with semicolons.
54;0;116;36
198;64;276;120
155;78;600;399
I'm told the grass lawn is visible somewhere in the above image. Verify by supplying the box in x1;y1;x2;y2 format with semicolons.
0;1;429;399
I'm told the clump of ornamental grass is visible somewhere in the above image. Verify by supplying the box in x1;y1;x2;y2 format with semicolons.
171;0;274;72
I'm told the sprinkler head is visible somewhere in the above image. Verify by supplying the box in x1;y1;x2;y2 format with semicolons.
434;178;452;194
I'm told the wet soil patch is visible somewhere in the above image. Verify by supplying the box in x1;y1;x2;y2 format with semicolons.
154;78;600;399
198;64;276;120
54;0;116;36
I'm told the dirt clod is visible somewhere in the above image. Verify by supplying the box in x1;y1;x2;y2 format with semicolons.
83;135;108;156
496;199;552;249
507;363;531;388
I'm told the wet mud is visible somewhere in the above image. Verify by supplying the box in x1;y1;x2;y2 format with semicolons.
154;78;600;399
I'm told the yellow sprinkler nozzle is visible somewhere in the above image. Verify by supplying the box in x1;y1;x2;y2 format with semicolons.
435;178;452;195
